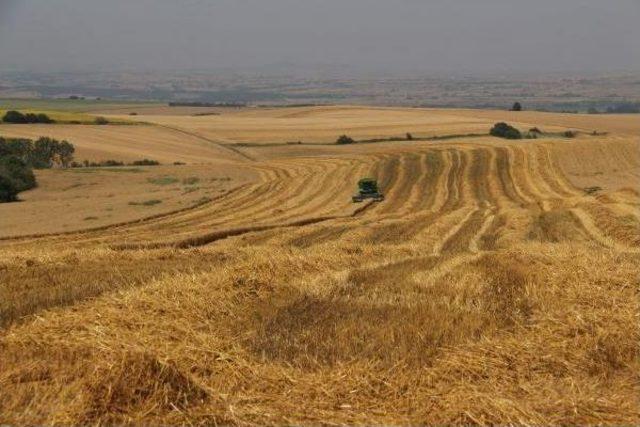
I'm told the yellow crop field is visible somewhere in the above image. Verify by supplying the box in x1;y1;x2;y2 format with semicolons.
0;107;639;425
105;106;506;144
0;123;247;163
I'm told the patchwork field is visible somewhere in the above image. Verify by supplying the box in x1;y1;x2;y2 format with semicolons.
0;106;639;425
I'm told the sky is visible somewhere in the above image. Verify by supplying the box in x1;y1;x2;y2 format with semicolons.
0;0;638;76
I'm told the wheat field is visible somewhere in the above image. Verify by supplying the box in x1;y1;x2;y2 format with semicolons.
0;106;639;425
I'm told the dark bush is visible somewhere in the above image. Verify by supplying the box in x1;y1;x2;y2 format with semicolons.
490;122;522;140
336;135;355;145
99;160;124;167
529;127;542;134
0;174;18;202
0;137;32;161
406;133;413;140
37;113;54;124
511;102;523;111
0;155;36;202
563;130;576;138
2;110;54;124
2;110;26;123
94;116;109;125
131;159;160;166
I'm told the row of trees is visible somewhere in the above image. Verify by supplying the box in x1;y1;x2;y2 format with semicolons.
0;137;75;168
2;110;54;124
0;136;75;202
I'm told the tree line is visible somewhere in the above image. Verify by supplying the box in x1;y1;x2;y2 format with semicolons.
2;110;54;124
0;136;75;202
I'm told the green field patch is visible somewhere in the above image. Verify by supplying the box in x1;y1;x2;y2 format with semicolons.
182;186;200;195
182;176;200;185
128;199;163;207
147;176;180;185
67;167;145;174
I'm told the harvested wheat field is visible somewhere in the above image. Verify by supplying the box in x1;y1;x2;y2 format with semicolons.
1;107;639;425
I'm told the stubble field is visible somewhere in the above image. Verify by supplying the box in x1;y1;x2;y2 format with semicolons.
0;106;638;425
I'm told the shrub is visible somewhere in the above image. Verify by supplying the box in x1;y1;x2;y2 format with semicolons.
94;116;109;125
336;135;355;145
131;159;160;166
490;122;522;140
129;199;162;206
2;110;54;124
0;174;18;202
2;110;26;123
0;137;33;162
0;156;37;202
511;102;523;111
584;186;602;195
147;176;179;186
406;133;413;141
563;130;576;138
100;160;125;167
36;113;54;123
529;127;542;134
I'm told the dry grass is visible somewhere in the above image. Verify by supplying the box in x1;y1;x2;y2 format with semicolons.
0;107;639;425
0;164;252;237
0;123;245;163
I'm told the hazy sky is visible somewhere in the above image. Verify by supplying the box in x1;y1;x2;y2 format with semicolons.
0;0;638;75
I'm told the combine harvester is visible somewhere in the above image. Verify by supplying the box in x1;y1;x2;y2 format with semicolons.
352;178;385;203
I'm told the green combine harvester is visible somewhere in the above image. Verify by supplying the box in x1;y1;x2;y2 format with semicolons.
352;178;385;203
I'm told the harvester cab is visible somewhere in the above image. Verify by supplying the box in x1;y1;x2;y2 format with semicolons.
352;178;384;203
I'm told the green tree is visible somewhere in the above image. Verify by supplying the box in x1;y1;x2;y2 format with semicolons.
57;140;75;167
490;122;522;140
511;102;523;111
2;110;26;123
0;137;34;163
32;137;60;168
36;113;54;123
0;175;18;202
0;156;36;202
